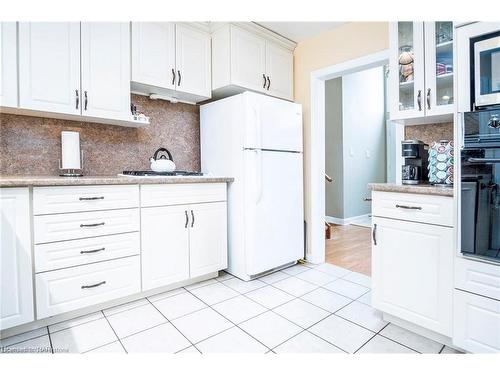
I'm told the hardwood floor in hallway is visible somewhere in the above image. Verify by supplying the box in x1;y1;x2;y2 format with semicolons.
325;224;372;276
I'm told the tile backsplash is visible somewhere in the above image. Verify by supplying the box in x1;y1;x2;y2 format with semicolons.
0;95;200;176
404;122;454;147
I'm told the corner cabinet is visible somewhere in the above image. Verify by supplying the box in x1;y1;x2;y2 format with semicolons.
389;21;454;121
371;191;454;337
140;184;227;291
131;22;211;104
212;24;295;101
0;188;34;330
0;22;18;108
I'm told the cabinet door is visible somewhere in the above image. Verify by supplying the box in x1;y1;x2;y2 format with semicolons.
371;217;453;336
189;202;227;278
0;188;34;330
453;289;500;353
0;22;18;108
424;22;454;116
265;41;293;100
18;22;80;115
175;24;211;98
230;26;266;93
141;205;190;291
389;22;425;120
131;22;176;90
81;22;130;121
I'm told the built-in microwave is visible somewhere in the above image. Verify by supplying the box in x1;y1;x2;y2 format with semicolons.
471;31;500;109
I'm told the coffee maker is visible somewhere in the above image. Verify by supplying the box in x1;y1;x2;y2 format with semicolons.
401;140;429;185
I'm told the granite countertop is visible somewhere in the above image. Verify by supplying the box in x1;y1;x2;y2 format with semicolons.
368;183;454;197
0;175;234;187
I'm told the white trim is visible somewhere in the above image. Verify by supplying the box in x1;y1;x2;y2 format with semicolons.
326;213;371;226
306;49;390;266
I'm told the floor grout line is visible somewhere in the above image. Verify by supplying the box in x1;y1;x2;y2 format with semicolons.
46;326;54;354
102;311;128;354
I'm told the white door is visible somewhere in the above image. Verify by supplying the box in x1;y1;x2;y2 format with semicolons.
131;22;176;90
18;22;80;115
81;22;130;120
230;26;266;93
141;205;190;291
0;188;34;330
424;22;455;116
389;22;425;120
453;289;500;353
372;217;453;336
0;22;18;108
189;202;227;278
244;93;303;152
243;150;304;276
265;41;293;100
175;24;211;98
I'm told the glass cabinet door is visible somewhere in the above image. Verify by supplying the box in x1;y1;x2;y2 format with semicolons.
425;21;454;115
389;22;425;120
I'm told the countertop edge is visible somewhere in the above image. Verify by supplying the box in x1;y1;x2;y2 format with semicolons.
368;183;454;197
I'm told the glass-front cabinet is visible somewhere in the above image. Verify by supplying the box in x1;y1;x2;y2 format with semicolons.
389;22;454;120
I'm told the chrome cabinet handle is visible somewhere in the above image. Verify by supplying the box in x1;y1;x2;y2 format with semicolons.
364;197;372;202
417;90;422;111
81;281;106;289
79;196;104;201
75;89;79;109
262;74;267;89
177;70;181;86
184;210;189;228
80;222;105;228
172;68;176;86
84;91;88;110
191;210;195;228
395;204;422;210
325;174;333;182
372;224;377;245
468;158;500;164
427;88;431;110
266;76;271;90
80;247;105;254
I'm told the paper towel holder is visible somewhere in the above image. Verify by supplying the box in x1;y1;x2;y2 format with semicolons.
59;131;84;177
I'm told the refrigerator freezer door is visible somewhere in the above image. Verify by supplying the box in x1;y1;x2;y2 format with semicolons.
243;149;304;276
244;93;303;152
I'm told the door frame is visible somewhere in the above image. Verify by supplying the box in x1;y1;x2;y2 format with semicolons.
306;49;390;264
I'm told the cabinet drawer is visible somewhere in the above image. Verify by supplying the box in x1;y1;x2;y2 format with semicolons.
33;185;139;215
34;208;139;244
35;232;140;273
141;183;226;207
372;191;453;227
453;289;500;353
36;256;140;319
455;257;500;301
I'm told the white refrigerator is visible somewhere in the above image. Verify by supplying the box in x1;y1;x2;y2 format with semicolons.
200;92;304;281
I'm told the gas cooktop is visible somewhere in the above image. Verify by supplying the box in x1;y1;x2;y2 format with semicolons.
120;171;203;177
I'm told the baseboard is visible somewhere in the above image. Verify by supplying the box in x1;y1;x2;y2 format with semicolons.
326;213;371;226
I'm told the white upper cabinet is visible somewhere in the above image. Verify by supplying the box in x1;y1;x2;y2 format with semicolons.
212;24;295;101
131;22;176;90
230;26;267;93
0;188;34;330
81;22;130;121
389;21;454;121
265;41;294;100
0;22;18;108
175;24;211;98
131;22;211;103
18;22;81;115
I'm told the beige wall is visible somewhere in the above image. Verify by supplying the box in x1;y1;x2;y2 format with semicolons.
293;22;388;256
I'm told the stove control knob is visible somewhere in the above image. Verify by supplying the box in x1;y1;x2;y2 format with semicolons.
488;115;499;129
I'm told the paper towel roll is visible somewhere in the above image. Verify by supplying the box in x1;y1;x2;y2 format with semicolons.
61;131;81;170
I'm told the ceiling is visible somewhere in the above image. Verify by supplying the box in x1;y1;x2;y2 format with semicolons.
255;22;345;43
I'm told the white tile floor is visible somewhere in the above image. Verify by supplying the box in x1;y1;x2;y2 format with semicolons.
0;262;463;354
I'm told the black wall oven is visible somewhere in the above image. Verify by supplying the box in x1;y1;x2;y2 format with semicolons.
461;108;500;262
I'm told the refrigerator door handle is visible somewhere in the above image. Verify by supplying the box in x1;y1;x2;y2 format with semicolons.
255;149;263;204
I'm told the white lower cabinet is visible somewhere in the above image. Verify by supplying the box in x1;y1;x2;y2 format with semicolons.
372;216;453;336
36;256;140;319
0;188;34;330
453;290;500;353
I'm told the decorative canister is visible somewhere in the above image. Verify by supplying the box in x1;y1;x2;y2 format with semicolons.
428;140;454;185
